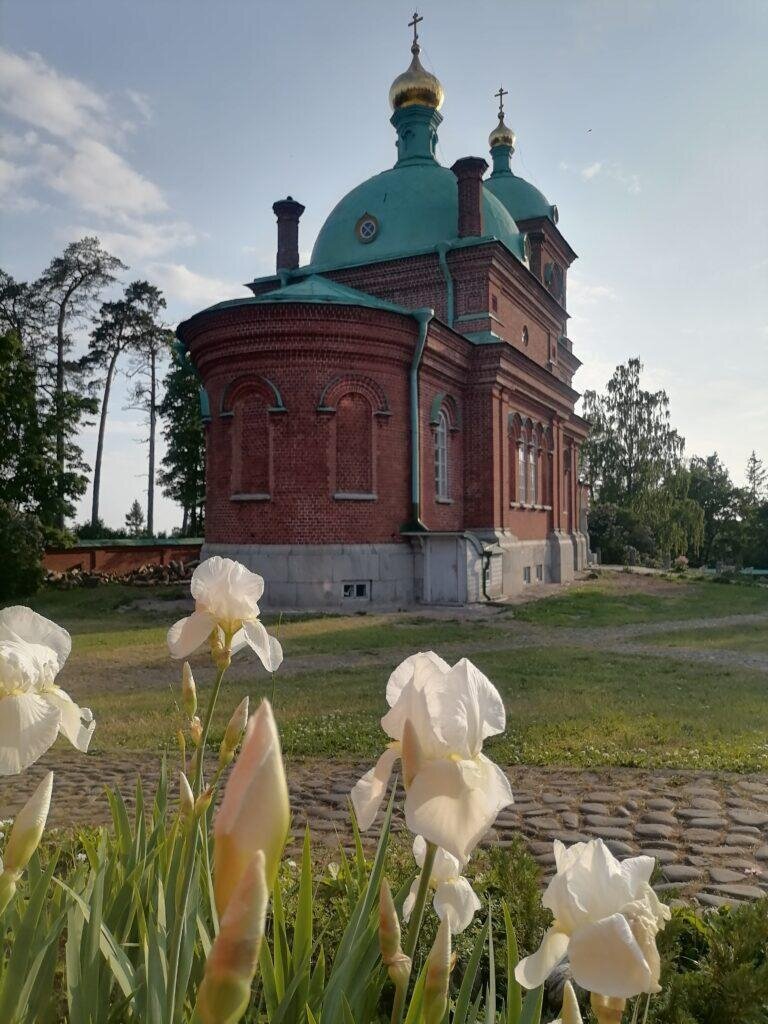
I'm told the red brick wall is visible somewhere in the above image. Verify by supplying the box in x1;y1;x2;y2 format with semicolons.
179;241;589;550
187;304;418;546
44;543;201;574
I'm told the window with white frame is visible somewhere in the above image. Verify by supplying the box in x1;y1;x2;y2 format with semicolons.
527;446;537;504
517;443;526;503
435;409;449;499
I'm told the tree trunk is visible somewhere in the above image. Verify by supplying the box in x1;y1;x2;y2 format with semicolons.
55;300;66;530
147;349;156;536
91;348;120;528
182;505;188;535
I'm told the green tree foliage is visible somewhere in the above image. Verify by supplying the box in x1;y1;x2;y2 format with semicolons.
745;450;767;506
0;239;125;530
581;358;684;505
35;238;126;528
582;358;702;563
158;345;206;535
124;498;146;536
88;281;168;528
0;501;45;600
688;453;741;565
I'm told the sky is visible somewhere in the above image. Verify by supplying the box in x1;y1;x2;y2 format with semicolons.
1;0;766;532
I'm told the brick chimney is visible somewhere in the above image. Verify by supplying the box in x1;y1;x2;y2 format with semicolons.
450;157;488;238
272;196;305;272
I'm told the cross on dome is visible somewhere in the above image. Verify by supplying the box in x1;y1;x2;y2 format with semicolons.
495;85;508;117
408;10;423;49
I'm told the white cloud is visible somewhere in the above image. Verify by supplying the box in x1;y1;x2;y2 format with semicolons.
71;218;198;262
146;262;246;310
0;47;206;272
126;89;152;122
0;47;112;141
568;276;618;306
49;137;166;215
561;159;641;195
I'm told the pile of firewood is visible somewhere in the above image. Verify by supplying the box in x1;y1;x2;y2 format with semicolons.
45;559;197;589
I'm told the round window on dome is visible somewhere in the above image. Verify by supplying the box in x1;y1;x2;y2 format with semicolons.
355;213;379;244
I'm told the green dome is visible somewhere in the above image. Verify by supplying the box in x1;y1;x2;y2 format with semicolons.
310;161;526;270
485;173;557;224
485;142;558;224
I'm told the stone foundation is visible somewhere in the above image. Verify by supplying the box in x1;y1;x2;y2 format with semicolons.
206;529;586;608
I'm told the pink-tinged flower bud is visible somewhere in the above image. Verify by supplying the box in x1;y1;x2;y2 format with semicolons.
182;661;197;719
219;697;249;769
190;716;203;747
179;771;194;821
590;994;627;1024
379;878;411;990
423;917;452;1024
401;719;423;790
560;981;583;1024
4;771;53;875
195;786;214;818
196;850;268;1024
214;700;289;916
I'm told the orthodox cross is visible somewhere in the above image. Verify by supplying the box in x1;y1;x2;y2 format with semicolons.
409;11;423;46
495;85;508;117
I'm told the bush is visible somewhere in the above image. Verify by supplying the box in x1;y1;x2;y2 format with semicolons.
649;901;768;1023
0;501;45;600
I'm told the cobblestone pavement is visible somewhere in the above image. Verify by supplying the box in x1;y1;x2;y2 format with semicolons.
4;752;768;909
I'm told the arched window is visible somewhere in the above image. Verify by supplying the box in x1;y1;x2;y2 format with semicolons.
527;445;537;504
517;442;526;503
336;393;373;494
232;389;270;497
435;409;449;500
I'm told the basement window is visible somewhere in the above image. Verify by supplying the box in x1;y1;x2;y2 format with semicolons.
523;566;532;585
536;564;543;581
343;581;370;600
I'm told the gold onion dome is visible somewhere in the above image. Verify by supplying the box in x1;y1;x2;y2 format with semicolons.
489;112;516;150
389;13;444;111
489;86;515;150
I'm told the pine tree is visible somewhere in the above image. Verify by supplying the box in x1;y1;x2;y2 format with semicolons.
745;450;766;504
88;281;166;527
125;499;146;536
36;238;126;528
124;285;173;536
158;346;206;535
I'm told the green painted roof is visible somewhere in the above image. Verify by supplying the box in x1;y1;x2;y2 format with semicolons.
484;173;556;223
199;275;412;317
309;161;526;270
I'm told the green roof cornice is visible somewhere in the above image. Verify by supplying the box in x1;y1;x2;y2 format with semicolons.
197;275;413;318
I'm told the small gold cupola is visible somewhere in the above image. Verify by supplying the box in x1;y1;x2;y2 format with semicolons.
389;11;444;111
488;85;516;150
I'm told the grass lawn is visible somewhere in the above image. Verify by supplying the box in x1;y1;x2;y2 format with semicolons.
511;575;768;627
11;573;768;772
84;644;768;771
636;622;768;654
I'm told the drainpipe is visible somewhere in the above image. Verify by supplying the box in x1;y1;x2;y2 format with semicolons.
435;242;454;325
409;307;435;530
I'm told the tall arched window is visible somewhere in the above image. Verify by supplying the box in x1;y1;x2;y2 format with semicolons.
527;445;537;504
517;442;527;503
336;393;373;493
435;409;449;499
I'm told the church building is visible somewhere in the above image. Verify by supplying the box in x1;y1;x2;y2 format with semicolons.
177;16;590;607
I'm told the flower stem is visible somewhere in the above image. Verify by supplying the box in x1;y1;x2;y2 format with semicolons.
167;654;229;1023
391;841;437;1024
